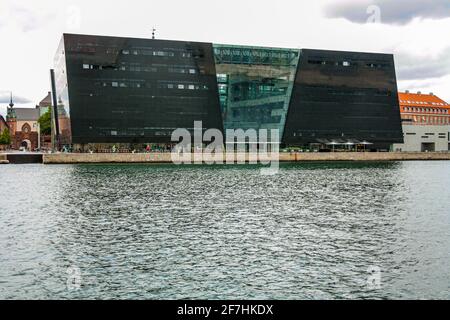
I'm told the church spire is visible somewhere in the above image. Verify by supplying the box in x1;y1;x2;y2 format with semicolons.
9;92;14;108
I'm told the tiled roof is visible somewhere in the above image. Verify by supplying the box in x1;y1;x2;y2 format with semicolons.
13;108;40;121
398;92;449;108
39;92;52;107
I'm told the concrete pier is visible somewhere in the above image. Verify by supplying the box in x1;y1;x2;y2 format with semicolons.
42;152;450;164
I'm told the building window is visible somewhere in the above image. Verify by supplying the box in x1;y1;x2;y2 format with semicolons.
83;64;90;69
112;82;119;87
168;67;186;74
22;123;31;133
154;51;174;57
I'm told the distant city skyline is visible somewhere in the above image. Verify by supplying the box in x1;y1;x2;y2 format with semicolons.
1;0;450;116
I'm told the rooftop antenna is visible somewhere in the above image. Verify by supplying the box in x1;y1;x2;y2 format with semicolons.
152;27;156;40
8;92;14;108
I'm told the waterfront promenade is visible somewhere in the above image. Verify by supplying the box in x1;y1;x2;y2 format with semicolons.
2;152;450;164
42;152;450;164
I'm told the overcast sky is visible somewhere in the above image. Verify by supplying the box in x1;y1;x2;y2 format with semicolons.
1;0;450;116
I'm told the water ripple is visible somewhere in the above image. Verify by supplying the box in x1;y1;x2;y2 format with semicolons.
0;161;449;299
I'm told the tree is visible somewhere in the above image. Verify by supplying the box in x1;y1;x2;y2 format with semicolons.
0;128;11;145
38;109;52;135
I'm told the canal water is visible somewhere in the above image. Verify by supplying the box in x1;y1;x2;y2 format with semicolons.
0;161;449;299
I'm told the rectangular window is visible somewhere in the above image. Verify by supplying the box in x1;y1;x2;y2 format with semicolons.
122;50;130;55
154;51;173;57
217;74;228;82
342;61;351;67
112;82;119;87
178;84;185;90
188;85;195;90
83;64;90;69
189;69;196;74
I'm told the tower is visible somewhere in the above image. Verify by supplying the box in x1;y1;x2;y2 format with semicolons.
9;92;14;108
6;92;17;138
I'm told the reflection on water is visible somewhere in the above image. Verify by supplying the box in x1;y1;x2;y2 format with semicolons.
0;162;449;299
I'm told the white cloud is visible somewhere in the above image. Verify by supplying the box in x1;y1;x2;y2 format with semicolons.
0;91;31;104
395;47;450;81
399;75;450;102
0;2;56;33
325;0;450;25
0;0;449;117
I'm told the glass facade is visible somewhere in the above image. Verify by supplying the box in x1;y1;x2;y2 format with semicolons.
213;45;300;141
58;34;222;145
284;49;404;149
54;34;403;149
54;38;72;145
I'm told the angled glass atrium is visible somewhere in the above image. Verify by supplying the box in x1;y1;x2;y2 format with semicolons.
213;45;300;141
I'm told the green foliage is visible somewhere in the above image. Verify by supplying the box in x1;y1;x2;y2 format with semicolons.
0;128;11;145
38;109;52;135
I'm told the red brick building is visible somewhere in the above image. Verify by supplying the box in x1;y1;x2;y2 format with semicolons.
0;115;8;133
0;115;9;151
6;107;40;151
394;91;450;152
398;91;450;125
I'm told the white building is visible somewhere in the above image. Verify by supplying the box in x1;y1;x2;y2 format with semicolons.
393;91;450;152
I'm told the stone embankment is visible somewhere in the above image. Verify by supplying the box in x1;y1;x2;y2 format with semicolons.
42;152;450;164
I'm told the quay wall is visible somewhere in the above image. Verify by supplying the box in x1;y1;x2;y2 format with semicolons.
42;152;450;164
0;153;8;164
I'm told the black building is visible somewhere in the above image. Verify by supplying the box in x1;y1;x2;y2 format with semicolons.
54;34;223;146
283;49;403;149
54;34;403;149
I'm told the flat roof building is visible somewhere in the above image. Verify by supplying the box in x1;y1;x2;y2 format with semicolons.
53;33;404;150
